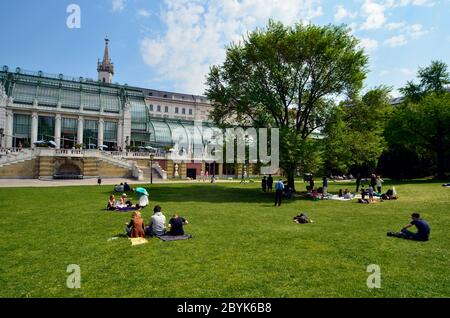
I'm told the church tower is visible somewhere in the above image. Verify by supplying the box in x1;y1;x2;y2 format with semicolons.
97;35;114;84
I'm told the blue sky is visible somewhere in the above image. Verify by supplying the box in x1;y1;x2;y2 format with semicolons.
0;0;448;97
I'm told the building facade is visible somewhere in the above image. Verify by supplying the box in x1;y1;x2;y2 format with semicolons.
0;37;258;180
0;37;214;152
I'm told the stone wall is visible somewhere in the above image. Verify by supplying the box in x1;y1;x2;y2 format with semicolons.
0;158;38;179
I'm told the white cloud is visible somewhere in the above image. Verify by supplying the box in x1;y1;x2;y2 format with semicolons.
379;68;415;77
399;68;415;76
140;0;324;94
384;34;408;47
112;0;125;12
358;38;379;52
385;21;406;30
385;0;435;7
334;5;357;22
360;0;387;30
405;24;429;39
138;9;151;17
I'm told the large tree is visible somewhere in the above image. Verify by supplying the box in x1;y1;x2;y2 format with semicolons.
382;60;450;180
384;93;450;179
323;86;391;175
205;21;368;190
399;60;450;102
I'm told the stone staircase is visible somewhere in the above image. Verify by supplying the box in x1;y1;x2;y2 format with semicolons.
140;167;163;182
83;157;99;177
38;156;55;178
0;149;37;167
0;148;147;180
139;163;167;181
96;151;144;180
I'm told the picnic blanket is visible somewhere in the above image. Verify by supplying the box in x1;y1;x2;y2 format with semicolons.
157;234;193;242
328;194;354;201
129;237;148;246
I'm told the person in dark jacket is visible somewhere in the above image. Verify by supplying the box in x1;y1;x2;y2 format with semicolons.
387;213;430;241
267;175;274;192
167;214;189;236
356;173;361;192
370;174;376;190
261;176;267;192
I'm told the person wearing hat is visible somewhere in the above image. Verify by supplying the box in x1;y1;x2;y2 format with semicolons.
118;193;133;208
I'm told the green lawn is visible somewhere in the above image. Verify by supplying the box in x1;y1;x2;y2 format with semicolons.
0;179;449;298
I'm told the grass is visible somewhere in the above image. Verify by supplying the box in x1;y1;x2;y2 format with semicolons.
0;179;449;298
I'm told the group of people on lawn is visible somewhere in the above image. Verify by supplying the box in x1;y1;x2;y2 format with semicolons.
106;193;149;211
125;205;189;239
261;173;430;241
106;185;189;239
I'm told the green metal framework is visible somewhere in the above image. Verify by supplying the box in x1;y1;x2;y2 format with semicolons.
1;66;223;151
38;116;55;141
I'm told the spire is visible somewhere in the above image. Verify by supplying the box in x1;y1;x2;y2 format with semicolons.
102;34;110;65
97;34;114;83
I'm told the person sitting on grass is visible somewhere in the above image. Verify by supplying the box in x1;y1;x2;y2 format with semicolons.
343;189;353;200
383;188;398;200
126;211;145;238
145;205;166;237
387;213;430;241
118;193;133;208
114;183;124;193
107;195;117;211
338;189;343;197
167;214;189;236
124;182;132;192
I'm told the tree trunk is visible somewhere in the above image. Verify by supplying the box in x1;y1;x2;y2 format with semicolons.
287;169;296;192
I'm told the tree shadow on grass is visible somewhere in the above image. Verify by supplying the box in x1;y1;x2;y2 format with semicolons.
134;184;300;204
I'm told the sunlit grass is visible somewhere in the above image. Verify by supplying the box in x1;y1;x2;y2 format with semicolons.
0;179;449;297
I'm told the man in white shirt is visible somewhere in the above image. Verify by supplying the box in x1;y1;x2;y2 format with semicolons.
146;205;166;237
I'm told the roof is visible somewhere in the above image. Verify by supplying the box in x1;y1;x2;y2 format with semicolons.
141;88;210;104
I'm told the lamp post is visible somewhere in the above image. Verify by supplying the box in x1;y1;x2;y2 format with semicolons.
150;153;155;184
0;128;4;149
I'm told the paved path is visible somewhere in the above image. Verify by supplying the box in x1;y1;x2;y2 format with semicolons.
0;178;243;188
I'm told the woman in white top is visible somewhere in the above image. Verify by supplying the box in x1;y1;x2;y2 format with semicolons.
138;194;149;208
376;176;384;193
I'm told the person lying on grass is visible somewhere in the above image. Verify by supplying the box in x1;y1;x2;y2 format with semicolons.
293;213;313;224
167;214;189;236
387;213;430;241
125;211;146;238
